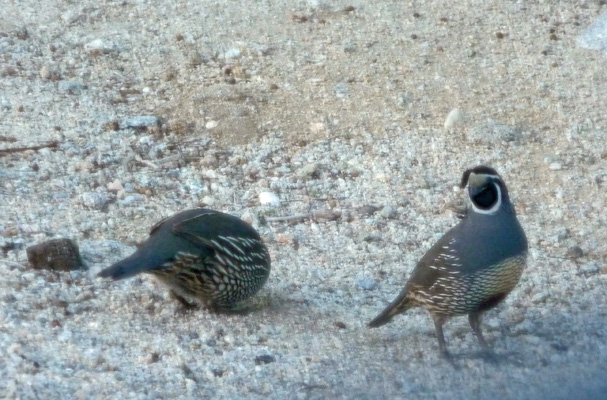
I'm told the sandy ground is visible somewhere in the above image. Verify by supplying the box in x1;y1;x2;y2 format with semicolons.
2;1;607;399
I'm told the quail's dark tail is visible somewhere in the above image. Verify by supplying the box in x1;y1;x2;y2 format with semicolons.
368;293;412;328
97;253;148;280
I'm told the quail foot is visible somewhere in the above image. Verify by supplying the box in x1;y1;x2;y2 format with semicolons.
368;166;528;357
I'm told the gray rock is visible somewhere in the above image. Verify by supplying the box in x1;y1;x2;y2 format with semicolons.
84;38;121;54
254;354;275;365
58;80;84;94
79;192;109;210
380;205;396;219
577;10;607;54
566;245;584;259
119;194;146;206
467;119;523;144
580;262;599;275
296;163;321;179
358;205;380;217
224;48;242;59
355;276;378;290
333;83;349;98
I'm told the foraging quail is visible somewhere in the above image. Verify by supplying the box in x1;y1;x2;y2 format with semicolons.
368;166;528;356
98;208;271;311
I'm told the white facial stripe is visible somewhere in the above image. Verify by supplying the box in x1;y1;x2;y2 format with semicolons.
470;181;502;215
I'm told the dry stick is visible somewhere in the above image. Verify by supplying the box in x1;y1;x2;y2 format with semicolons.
0;141;59;156
266;209;341;223
265;213;311;222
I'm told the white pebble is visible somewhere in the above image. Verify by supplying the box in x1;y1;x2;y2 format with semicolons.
205;120;218;129
202;195;215;206
374;173;389;183
259;192;280;207
224;48;242;59
121;116;159;129
107;179;124;192
444;108;464;129
84;38;120;54
39;65;51;80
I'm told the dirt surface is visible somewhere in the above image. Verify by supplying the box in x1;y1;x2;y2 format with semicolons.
1;1;607;399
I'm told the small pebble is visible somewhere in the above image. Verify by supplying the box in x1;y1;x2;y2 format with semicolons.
531;291;549;304
188;51;204;66
120;116;159;130
26;238;85;271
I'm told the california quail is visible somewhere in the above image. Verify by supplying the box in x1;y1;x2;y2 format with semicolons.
368;166;528;356
98;208;271;311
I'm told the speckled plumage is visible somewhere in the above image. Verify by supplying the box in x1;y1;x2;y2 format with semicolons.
98;208;271;310
368;166;528;356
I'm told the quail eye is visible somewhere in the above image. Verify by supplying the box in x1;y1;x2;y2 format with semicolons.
473;185;498;209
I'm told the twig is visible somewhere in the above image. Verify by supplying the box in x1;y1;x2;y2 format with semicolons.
0;260;26;268
0;140;59;156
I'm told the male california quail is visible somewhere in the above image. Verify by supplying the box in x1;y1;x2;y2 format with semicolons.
368;166;528;356
98;208;271;311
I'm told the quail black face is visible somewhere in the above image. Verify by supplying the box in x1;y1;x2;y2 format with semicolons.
369;165;528;357
462;167;505;214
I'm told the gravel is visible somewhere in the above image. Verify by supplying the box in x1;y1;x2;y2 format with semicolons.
2;1;607;399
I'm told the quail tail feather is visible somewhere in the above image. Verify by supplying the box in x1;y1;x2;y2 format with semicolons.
368;294;412;328
97;254;149;280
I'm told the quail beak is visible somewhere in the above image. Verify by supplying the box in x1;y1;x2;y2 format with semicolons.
466;173;491;195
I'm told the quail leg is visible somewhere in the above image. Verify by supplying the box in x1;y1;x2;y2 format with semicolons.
468;312;489;349
432;315;449;357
